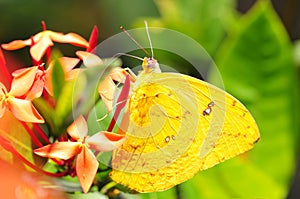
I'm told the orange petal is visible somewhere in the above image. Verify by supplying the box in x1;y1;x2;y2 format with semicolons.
8;98;44;123
44;69;54;96
11;66;38;77
31;31;44;43
25;77;45;100
76;146;99;193
87;131;126;152
0;100;6;119
98;77;117;112
44;63;55;96
76;51;103;67
0;83;7;118
1;39;32;50
10;66;39;97
67;115;88;140
57;57;80;72
30;36;54;61
50;32;89;48
65;68;82;81
34;142;82;160
44;57;80;93
0;82;7;94
109;67;128;82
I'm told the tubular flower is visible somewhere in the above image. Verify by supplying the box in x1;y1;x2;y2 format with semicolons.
34;115;126;193
0;81;44;123
2;30;88;62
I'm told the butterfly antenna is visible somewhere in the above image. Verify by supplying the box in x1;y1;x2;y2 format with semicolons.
114;52;144;61
144;21;154;58
120;26;150;56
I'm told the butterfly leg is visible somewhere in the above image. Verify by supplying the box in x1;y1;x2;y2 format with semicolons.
123;67;137;81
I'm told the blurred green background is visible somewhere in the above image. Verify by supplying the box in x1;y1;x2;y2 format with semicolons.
0;0;299;198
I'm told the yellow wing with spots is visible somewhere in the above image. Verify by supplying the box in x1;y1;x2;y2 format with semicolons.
110;72;260;193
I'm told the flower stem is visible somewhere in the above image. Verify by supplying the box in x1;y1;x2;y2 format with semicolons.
40;21;52;63
0;134;67;177
0;49;12;84
13;146;68;177
58;133;68;141
21;122;43;148
108;75;130;131
33;124;50;144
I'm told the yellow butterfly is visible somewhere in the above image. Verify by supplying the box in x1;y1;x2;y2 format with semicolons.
109;22;260;193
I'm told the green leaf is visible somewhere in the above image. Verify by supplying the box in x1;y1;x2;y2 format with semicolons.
140;188;176;199
87;99;112;135
51;51;65;100
143;0;238;56
293;40;300;67
67;192;108;199
180;158;285;198
131;0;238;79
53;77;85;136
208;1;299;198
33;97;55;133
0;112;44;167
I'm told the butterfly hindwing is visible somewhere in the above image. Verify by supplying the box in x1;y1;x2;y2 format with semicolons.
110;72;260;192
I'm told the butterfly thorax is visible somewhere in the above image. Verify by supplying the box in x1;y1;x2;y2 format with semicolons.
141;57;161;74
131;57;161;90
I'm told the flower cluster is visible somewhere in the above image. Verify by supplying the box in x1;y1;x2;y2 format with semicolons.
0;21;130;194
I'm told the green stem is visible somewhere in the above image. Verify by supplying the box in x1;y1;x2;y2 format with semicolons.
175;185;181;199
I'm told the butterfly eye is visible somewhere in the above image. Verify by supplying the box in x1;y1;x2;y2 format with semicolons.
142;57;161;73
146;58;158;68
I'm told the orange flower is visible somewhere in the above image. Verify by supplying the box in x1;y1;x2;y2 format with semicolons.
76;51;134;112
11;65;45;100
12;57;80;98
2;30;88;62
34;115;126;193
0;159;67;199
44;57;81;95
0;81;44;123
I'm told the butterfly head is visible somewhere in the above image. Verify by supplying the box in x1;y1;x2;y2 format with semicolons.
142;57;161;73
